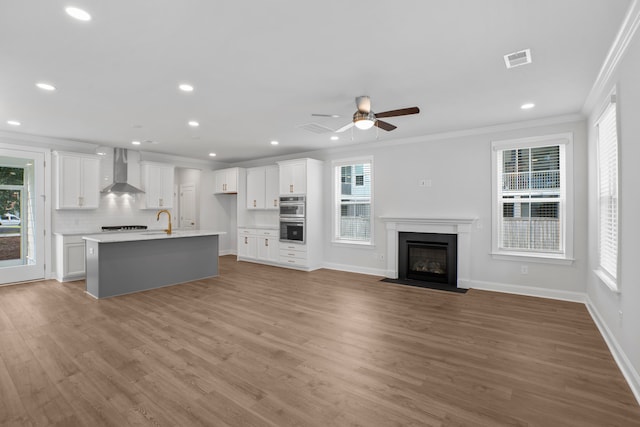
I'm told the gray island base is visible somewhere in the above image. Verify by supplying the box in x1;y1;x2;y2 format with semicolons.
83;231;221;299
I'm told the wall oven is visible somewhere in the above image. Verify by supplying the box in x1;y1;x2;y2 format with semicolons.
279;218;305;244
279;196;305;218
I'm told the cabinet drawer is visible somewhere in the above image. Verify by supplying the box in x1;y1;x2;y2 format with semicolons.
256;229;278;238
280;257;308;267
280;243;307;252
64;235;85;244
279;249;307;260
238;228;256;235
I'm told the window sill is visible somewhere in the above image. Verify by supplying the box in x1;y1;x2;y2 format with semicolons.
491;251;574;265
593;269;620;293
331;240;375;249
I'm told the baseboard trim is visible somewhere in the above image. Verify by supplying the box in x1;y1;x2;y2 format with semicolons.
322;262;386;277
585;295;640;406
469;279;586;303
219;249;236;256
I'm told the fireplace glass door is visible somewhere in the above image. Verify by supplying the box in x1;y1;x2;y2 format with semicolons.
407;242;448;283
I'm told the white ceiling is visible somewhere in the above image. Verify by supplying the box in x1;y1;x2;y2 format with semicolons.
0;0;631;163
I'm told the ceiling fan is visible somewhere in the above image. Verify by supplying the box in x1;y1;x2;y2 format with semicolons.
328;96;420;133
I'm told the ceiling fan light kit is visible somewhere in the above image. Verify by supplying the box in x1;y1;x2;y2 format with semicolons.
354;111;376;130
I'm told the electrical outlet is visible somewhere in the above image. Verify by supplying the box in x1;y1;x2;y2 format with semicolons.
378;254;385;261
520;265;528;275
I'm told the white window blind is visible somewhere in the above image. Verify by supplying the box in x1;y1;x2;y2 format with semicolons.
596;99;619;281
496;144;564;253
334;160;372;243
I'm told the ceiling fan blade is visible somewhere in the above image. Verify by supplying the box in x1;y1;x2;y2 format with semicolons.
335;122;355;133
375;120;397;131
375;107;420;119
311;113;341;118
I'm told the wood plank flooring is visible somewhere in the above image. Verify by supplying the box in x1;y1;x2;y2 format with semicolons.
0;255;639;426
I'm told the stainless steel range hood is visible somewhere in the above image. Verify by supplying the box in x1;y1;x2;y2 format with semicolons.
101;148;145;194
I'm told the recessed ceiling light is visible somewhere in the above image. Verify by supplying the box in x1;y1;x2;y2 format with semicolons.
65;7;91;21
179;83;194;92
330;136;339;141
209;152;217;157
7;120;21;126
270;140;279;146
36;82;56;91
131;140;141;145
521;103;535;110
188;121;199;127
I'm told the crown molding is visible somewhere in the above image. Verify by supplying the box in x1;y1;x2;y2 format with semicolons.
582;0;640;115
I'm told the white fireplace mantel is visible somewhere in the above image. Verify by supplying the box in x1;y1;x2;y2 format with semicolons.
380;217;476;288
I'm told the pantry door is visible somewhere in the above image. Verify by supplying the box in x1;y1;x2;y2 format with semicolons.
0;147;46;284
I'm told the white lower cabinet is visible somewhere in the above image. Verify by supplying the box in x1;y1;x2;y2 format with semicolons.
279;242;308;267
237;228;257;259
237;228;279;264
55;234;86;281
256;229;279;263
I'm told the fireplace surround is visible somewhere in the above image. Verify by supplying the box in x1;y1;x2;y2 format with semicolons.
381;217;476;289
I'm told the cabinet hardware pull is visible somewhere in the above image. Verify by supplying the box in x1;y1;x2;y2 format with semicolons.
244;237;248;244
289;184;293;193
265;239;268;246
274;199;277;207
253;200;256;207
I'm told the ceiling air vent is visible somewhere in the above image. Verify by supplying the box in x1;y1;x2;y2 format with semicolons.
504;49;532;69
297;123;334;134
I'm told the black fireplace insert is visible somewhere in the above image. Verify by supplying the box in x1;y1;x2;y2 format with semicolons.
398;232;458;290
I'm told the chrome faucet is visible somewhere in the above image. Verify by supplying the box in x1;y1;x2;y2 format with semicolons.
156;209;172;234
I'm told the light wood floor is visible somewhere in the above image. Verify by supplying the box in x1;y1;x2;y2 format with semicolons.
1;255;639;426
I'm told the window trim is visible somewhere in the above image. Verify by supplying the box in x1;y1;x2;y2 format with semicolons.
593;90;620;292
491;133;574;263
332;156;374;246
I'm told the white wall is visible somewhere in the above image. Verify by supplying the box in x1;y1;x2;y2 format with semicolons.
586;7;640;400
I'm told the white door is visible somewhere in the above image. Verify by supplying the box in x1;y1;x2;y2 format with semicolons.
0;147;46;284
179;183;196;229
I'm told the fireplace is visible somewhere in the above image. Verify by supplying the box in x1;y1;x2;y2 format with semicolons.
381;217;475;290
398;232;458;290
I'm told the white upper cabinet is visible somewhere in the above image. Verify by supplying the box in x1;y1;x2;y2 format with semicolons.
246;165;279;209
246;167;265;209
140;161;175;209
264;165;279;209
278;160;307;195
54;151;101;210
214;168;239;194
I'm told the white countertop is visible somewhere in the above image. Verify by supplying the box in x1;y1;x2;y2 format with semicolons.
82;229;226;243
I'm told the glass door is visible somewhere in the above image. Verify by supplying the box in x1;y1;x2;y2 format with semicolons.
0;147;45;284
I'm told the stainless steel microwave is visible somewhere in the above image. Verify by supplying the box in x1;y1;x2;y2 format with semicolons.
279;195;305;218
279;218;305;244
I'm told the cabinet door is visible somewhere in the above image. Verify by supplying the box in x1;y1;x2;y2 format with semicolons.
279;162;306;194
246;168;265;209
158;166;174;208
143;165;161;208
80;157;101;208
64;243;86;277
225;168;238;193
238;234;256;258
58;155;83;208
214;170;226;194
264;165;279;209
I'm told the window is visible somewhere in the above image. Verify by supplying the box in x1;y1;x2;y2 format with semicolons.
333;158;373;244
595;94;619;290
492;134;573;262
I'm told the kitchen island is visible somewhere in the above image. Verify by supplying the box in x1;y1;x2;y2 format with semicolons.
82;230;224;299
